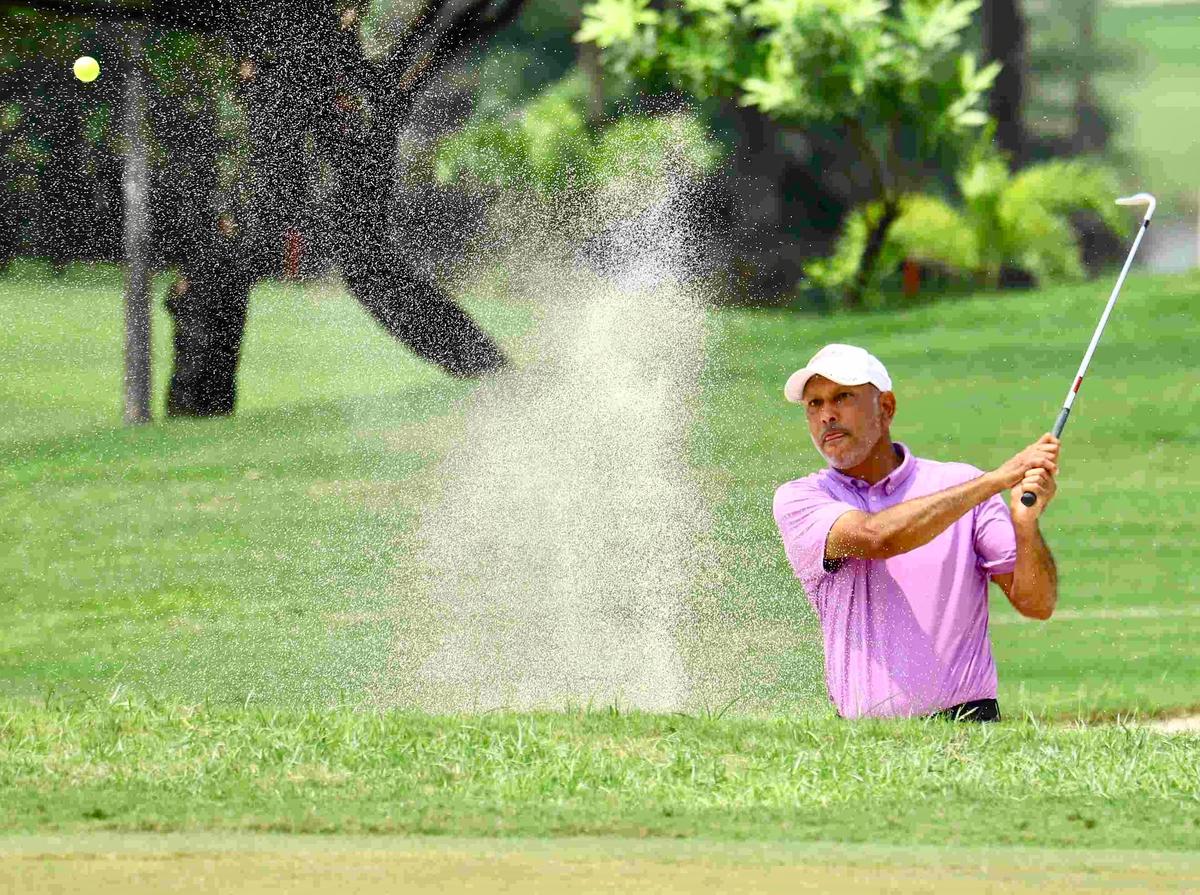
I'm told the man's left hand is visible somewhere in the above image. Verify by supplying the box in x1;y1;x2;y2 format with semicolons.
1010;466;1057;523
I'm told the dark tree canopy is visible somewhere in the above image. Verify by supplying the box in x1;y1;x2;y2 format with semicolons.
3;0;528;416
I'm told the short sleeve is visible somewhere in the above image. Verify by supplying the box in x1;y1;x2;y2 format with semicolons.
772;479;859;595
974;489;1017;576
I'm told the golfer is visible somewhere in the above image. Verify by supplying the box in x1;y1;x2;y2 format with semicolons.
772;344;1060;721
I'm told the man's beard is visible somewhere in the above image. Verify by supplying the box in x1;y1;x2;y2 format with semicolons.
811;419;882;470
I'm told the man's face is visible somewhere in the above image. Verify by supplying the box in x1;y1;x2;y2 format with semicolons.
801;375;893;468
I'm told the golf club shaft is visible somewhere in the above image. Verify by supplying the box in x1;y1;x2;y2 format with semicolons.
1022;203;1154;507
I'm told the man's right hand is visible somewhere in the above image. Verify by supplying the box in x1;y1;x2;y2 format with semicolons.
993;434;1060;491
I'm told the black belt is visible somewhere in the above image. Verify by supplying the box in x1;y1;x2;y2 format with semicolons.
931;698;1001;723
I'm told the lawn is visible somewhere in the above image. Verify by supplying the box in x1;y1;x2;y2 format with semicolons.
2;263;1198;716
0;263;1198;865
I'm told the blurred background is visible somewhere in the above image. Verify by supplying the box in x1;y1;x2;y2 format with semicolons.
1;0;1195;311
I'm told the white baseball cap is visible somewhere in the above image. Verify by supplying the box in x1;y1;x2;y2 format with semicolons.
784;343;893;404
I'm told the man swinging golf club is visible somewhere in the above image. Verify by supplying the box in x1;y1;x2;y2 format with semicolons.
772;344;1059;722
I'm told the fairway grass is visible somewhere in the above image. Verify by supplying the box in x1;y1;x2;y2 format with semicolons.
2;265;1199;854
2;265;1199;717
4;834;1199;894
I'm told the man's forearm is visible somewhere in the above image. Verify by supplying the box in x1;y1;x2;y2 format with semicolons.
868;473;1003;557
1009;521;1057;619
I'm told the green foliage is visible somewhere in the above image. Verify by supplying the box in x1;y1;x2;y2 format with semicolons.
806;192;976;295
588;113;724;183
578;0;999;304
977;158;1123;282
434;74;724;194
889;192;981;270
803;204;891;295
578;0;997;153
808;156;1124;296
435;76;589;191
576;0;664;51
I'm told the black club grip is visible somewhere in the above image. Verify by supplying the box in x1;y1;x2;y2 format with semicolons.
1020;407;1071;509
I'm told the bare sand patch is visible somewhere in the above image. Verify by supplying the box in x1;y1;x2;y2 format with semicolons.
1146;713;1200;734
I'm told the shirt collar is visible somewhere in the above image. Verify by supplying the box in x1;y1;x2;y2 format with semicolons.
828;441;916;495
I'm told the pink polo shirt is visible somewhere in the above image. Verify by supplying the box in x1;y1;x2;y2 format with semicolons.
773;442;1017;719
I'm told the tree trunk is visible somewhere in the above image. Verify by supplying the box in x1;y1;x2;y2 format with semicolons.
122;24;152;425
164;256;253;418
164;11;280;418
844;200;900;309
578;38;605;126
981;0;1029;163
1069;0;1109;155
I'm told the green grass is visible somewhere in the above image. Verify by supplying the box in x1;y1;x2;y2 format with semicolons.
1;698;1197;849
1;263;1199;850
1099;1;1200;206
0;263;529;705
2;263;1199;717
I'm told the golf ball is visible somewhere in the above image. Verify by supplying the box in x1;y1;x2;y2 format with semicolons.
73;56;100;83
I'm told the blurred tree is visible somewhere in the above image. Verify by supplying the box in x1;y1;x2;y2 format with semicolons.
577;0;998;307
2;12;142;263
463;0;855;300
2;0;527;416
980;0;1027;162
1024;0;1131;160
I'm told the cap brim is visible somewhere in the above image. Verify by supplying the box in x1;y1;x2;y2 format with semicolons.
784;368;873;403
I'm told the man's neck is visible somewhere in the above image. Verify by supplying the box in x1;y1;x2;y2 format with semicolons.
837;437;901;485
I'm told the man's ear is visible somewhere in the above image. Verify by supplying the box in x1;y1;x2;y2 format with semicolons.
880;390;897;424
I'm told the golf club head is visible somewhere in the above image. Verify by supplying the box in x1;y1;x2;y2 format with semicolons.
1115;192;1156;220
